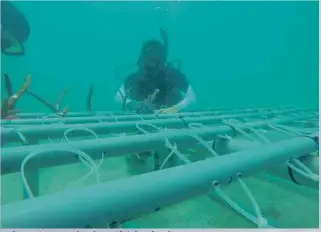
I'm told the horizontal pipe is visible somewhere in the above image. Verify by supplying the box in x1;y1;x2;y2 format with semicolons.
1;109;310;145
1;115;316;175
16;111;135;119
2;110;216;125
266;155;319;189
1;136;317;228
13;107;257;119
0;108;303;126
215;136;319;190
14;106;298;119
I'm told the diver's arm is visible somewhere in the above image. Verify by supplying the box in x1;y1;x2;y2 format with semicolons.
115;84;142;111
115;84;131;104
174;85;196;111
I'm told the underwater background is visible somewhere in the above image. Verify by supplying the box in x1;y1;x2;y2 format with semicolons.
1;0;319;229
1;1;319;111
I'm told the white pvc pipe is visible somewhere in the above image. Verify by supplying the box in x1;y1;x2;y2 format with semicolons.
1;136;317;228
214;136;319;190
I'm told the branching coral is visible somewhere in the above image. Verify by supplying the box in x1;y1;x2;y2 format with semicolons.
1;73;70;119
1;73;31;119
26;88;70;117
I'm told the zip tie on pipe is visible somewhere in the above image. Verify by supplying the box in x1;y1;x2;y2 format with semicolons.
95;113;105;123
42;113;65;125
287;160;319;182
136;123;219;157
188;132;219;157
210;175;271;228
135;123;163;134
63;127;105;167
153;113;160;120
292;158;316;174
222;119;262;143
14;129;28;145
21;147;100;198
47;136;53;143
236;122;319;183
160;144;177;169
188;123;226;156
95;112;119;123
188;123;207;128
177;115;189;127
225;119;270;144
163;138;192;165
137;114;144;121
135;123;192;166
63;127;105;185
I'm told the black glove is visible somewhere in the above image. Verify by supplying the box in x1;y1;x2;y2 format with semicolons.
136;101;155;114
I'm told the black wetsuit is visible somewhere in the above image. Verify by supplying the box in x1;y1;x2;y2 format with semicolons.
124;65;189;110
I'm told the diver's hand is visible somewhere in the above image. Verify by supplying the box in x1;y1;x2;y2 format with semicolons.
155;105;179;114
146;89;159;103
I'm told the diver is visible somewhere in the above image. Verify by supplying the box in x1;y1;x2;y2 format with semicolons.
1;1;30;56
115;28;196;114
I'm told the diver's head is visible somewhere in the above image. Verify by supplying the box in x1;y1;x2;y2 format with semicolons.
137;40;166;73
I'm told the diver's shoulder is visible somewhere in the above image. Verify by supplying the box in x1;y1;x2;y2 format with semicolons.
125;71;142;81
166;66;185;78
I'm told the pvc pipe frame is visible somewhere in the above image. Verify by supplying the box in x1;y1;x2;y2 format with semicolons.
2;109;228;126
1;109;309;145
1;136;318;228
1;108;303;126
11;106;298;119
1;114;316;175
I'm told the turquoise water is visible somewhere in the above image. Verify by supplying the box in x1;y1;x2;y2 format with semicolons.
1;1;319;229
1;1;319;110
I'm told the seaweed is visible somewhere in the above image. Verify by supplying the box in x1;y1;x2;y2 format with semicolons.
3;73;13;96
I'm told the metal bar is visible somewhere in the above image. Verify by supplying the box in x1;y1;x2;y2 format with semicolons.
0;108;302;126
1;115;316;175
1;136;317;228
1;109;309;145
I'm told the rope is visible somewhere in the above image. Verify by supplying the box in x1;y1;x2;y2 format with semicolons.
42;113;65;125
21;147;100;198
